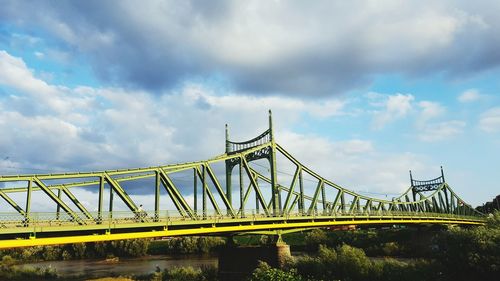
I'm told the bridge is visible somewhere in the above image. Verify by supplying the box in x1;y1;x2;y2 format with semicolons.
0;111;484;249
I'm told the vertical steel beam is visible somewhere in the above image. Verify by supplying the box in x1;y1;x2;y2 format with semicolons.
239;157;244;217
299;169;304;214
109;182;113;218
56;188;61;220
443;185;450;213
225;164;232;209
202;164;206;218
340;192;345;213
225;124;232;207
98;176;104;221
268;110;280;215
321;183;327;214
256;188;260;214
193;168;198;214
155;170;160;221
26;179;32;221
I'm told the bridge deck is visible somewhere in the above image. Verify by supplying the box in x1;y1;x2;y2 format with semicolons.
0;210;485;249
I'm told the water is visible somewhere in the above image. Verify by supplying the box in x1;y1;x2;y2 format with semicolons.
18;254;218;278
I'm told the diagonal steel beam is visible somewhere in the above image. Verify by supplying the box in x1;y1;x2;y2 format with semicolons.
159;174;186;216
307;180;324;215
32;178;81;223
195;167;222;216
61;187;93;220
283;166;300;213
104;173;138;212
328;190;342;215
241;157;270;216
0;190;26;216
159;169;195;218
205;164;236;217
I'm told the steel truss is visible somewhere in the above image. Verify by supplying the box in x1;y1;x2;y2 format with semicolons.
0;111;485;247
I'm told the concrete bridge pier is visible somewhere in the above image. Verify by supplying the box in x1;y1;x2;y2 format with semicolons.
218;233;291;281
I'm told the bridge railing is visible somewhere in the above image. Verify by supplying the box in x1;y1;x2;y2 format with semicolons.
0;208;484;231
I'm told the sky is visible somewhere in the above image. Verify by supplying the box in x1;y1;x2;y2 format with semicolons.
0;0;499;210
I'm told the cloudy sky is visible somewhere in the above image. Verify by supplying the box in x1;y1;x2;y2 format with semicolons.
0;0;499;209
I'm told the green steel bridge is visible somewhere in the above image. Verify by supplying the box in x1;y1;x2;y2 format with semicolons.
0;112;485;248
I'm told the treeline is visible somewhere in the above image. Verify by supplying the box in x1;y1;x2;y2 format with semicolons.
250;211;500;281
0;239;151;262
300;225;440;258
476;194;500;213
148;236;225;255
0;236;225;262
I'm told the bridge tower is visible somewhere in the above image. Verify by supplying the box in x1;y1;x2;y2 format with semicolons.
225;110;281;216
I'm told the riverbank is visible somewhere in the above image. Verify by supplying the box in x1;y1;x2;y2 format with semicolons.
17;254;217;279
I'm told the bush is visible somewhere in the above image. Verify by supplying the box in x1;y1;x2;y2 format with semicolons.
434;222;500;281
335;244;371;281
249;261;303;281
381;242;400;256
304;229;327;249
148;237;225;255
162;266;204;281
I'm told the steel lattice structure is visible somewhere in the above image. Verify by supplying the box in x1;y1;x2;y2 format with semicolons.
0;111;485;248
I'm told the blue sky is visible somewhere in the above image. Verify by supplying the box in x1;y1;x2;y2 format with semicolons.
0;1;499;209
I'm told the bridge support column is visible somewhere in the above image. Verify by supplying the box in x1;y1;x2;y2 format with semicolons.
218;233;291;281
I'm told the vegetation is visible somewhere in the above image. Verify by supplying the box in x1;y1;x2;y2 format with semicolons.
148;237;225;255
0;239;150;261
0;236;224;263
250;211;500;281
476;194;500;213
137;265;217;281
0;255;58;280
248;262;302;281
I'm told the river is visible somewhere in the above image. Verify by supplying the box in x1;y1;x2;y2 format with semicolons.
18;254;218;279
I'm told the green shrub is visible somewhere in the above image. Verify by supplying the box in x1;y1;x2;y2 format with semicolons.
304;229;327;249
249;261;303;281
162;266;203;281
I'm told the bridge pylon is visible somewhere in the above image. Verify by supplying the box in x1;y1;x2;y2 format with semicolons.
225;110;281;216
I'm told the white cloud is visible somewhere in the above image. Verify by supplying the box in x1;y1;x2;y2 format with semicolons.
34;51;44;59
458;89;482;103
0;51;352;173
372;93;414;129
479;107;500;132
2;1;499;95
418;101;446;122
418;120;466;142
0;50;94;117
278;132;430;195
418;101;445;123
